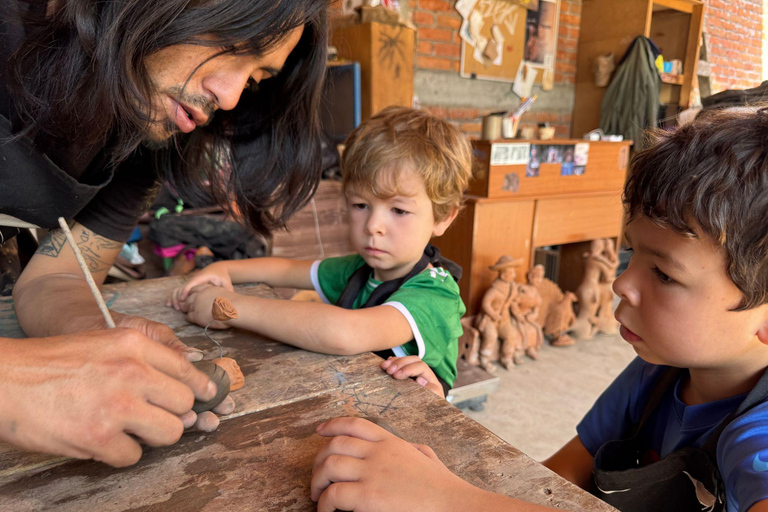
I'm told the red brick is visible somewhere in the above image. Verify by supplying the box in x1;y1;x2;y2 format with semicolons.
447;107;479;120
418;27;454;42
434;42;461;58
422;105;449;119
417;55;455;71
412;10;435;26
437;14;462;30
418;0;454;12
417;41;434;55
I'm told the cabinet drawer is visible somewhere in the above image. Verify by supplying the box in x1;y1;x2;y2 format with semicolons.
532;193;624;247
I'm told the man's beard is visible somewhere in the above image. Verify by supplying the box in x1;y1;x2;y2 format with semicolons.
141;120;178;150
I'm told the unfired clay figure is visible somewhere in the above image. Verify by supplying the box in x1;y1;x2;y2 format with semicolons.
474;256;524;373
459;316;481;367
527;264;577;347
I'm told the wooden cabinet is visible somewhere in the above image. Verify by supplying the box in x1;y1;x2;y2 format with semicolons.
331;22;415;121
572;0;704;138
437;140;630;316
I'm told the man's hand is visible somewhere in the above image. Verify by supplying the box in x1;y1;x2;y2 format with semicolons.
114;313;236;431
0;329;221;467
312;417;476;512
381;356;445;398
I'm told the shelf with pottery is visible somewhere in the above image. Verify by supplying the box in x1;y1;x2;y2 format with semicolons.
435;138;631;316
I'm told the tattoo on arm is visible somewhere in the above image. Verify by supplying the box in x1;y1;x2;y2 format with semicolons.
36;225;123;273
36;229;67;258
76;230;123;273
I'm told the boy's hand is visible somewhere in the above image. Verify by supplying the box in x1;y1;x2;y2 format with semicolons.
381;356;445;398
312;417;474;512
167;263;234;312
183;284;233;329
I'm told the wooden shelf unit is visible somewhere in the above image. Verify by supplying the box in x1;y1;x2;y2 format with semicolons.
436;139;631;316
572;0;704;138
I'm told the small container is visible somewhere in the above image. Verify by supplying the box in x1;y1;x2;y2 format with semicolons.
481;114;503;140
520;126;536;140
538;126;556;141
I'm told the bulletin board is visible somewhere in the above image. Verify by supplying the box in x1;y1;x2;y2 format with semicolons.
458;0;560;84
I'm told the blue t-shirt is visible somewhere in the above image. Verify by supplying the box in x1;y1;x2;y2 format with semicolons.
577;357;768;512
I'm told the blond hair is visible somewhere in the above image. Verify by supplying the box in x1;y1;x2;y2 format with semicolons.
341;106;472;221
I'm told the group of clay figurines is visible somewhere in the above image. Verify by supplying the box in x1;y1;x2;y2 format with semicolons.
462;238;619;373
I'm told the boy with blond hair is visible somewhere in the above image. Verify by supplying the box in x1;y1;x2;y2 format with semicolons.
170;106;472;396
311;107;768;512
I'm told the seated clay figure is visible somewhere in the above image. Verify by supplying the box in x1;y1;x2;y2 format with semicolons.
512;283;544;361
526;264;577;347
474;256;524;372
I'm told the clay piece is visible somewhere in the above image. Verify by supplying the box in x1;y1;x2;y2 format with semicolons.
593;52;615;87
526;264;577;347
212;297;239;321
458;316;481;366
570;238;620;339
213;357;245;391
594;239;620;335
514;283;544;360
191;360;231;413
474;256;525;373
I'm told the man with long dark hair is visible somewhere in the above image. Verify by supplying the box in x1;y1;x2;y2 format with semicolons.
0;0;328;466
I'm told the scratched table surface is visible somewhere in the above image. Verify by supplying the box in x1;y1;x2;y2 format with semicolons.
0;277;614;511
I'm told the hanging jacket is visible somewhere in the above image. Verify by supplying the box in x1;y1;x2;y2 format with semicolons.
599;36;661;151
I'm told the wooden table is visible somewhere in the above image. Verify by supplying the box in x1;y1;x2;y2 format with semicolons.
0;277;614;511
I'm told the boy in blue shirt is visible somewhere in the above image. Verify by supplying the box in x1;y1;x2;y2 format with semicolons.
169;106;472;397
311;108;768;512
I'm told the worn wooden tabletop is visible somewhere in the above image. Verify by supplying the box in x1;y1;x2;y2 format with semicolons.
0;277;615;511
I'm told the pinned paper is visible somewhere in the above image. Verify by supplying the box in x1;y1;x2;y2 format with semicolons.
513;61;537;98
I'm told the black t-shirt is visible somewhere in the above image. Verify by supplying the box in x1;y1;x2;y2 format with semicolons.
0;0;160;243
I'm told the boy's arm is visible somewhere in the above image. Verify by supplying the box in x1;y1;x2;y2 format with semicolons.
220;257;314;288
172;258;315;309
749;500;768;512
312;417;569;512
542;436;595;491
185;286;414;355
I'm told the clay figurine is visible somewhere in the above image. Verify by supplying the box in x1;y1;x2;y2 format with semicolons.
594;52;615;87
594;239;620;335
570;238;620;339
513;283;544;360
458;316;481;367
526;264;577;347
474;256;524;372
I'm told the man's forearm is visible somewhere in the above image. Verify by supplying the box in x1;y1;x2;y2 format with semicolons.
13;274;112;336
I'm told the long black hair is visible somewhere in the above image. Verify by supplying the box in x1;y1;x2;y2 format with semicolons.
9;0;328;235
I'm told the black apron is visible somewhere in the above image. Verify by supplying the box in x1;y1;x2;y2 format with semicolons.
592;366;768;512
335;243;461;397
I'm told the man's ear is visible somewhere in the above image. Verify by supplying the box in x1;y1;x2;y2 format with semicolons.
433;207;459;237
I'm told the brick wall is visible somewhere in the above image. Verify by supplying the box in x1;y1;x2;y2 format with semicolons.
409;0;581;139
704;0;763;92
331;0;764;137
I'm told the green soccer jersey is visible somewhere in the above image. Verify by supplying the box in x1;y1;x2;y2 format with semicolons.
310;254;465;387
